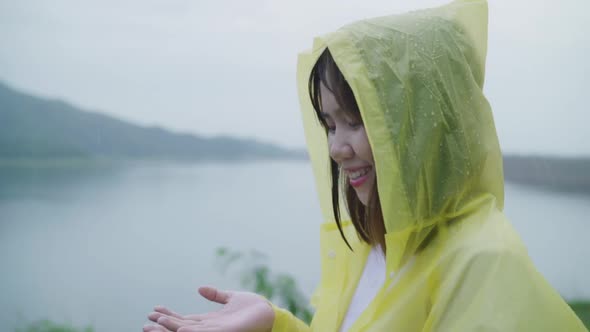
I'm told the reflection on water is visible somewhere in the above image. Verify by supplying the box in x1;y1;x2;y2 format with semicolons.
0;161;588;332
0;162;124;202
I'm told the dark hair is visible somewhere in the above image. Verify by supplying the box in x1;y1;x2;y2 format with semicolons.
308;48;386;252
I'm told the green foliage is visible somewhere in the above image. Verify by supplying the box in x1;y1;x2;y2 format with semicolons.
569;301;590;329
15;320;93;332
216;247;314;324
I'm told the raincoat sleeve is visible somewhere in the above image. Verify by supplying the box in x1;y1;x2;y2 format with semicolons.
427;248;587;331
270;304;310;332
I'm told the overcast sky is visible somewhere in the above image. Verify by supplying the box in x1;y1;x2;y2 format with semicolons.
0;0;588;156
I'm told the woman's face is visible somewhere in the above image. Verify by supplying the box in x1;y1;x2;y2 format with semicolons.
320;82;375;206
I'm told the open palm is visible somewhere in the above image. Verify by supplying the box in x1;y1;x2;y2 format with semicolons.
144;286;275;332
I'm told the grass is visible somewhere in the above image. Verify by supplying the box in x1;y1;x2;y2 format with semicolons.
15;320;93;332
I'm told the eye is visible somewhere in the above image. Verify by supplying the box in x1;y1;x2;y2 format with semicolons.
347;121;363;129
323;120;336;134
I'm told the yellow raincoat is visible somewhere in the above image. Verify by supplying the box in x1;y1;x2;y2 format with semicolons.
272;0;587;331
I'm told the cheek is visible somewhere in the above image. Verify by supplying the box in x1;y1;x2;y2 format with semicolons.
355;130;374;162
365;143;374;164
327;136;336;158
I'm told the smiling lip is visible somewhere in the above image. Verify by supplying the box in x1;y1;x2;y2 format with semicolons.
346;166;372;188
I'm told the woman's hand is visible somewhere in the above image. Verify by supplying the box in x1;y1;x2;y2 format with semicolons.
144;286;275;332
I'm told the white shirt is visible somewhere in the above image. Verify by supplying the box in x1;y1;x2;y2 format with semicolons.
339;246;387;332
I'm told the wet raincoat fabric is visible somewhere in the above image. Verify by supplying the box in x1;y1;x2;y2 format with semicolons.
271;0;587;331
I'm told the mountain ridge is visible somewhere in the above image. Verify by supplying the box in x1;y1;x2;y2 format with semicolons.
0;81;306;161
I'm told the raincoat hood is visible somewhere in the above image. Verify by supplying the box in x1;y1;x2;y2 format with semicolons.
297;0;504;271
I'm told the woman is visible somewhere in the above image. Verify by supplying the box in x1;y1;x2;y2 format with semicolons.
144;0;587;331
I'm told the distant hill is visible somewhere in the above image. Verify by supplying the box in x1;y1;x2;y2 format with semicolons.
503;155;590;194
0;82;306;162
1;81;588;194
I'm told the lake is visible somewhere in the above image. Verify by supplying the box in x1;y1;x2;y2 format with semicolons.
0;161;588;331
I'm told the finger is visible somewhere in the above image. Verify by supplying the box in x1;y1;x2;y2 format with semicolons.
143;324;171;332
148;312;159;323
148;312;170;323
151;308;216;323
178;324;215;332
157;315;189;331
198;286;232;305
151;310;210;323
183;313;212;321
154;306;185;320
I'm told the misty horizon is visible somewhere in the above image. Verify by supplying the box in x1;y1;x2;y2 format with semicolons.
1;0;588;156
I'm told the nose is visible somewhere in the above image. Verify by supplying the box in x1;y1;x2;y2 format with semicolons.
329;131;354;163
